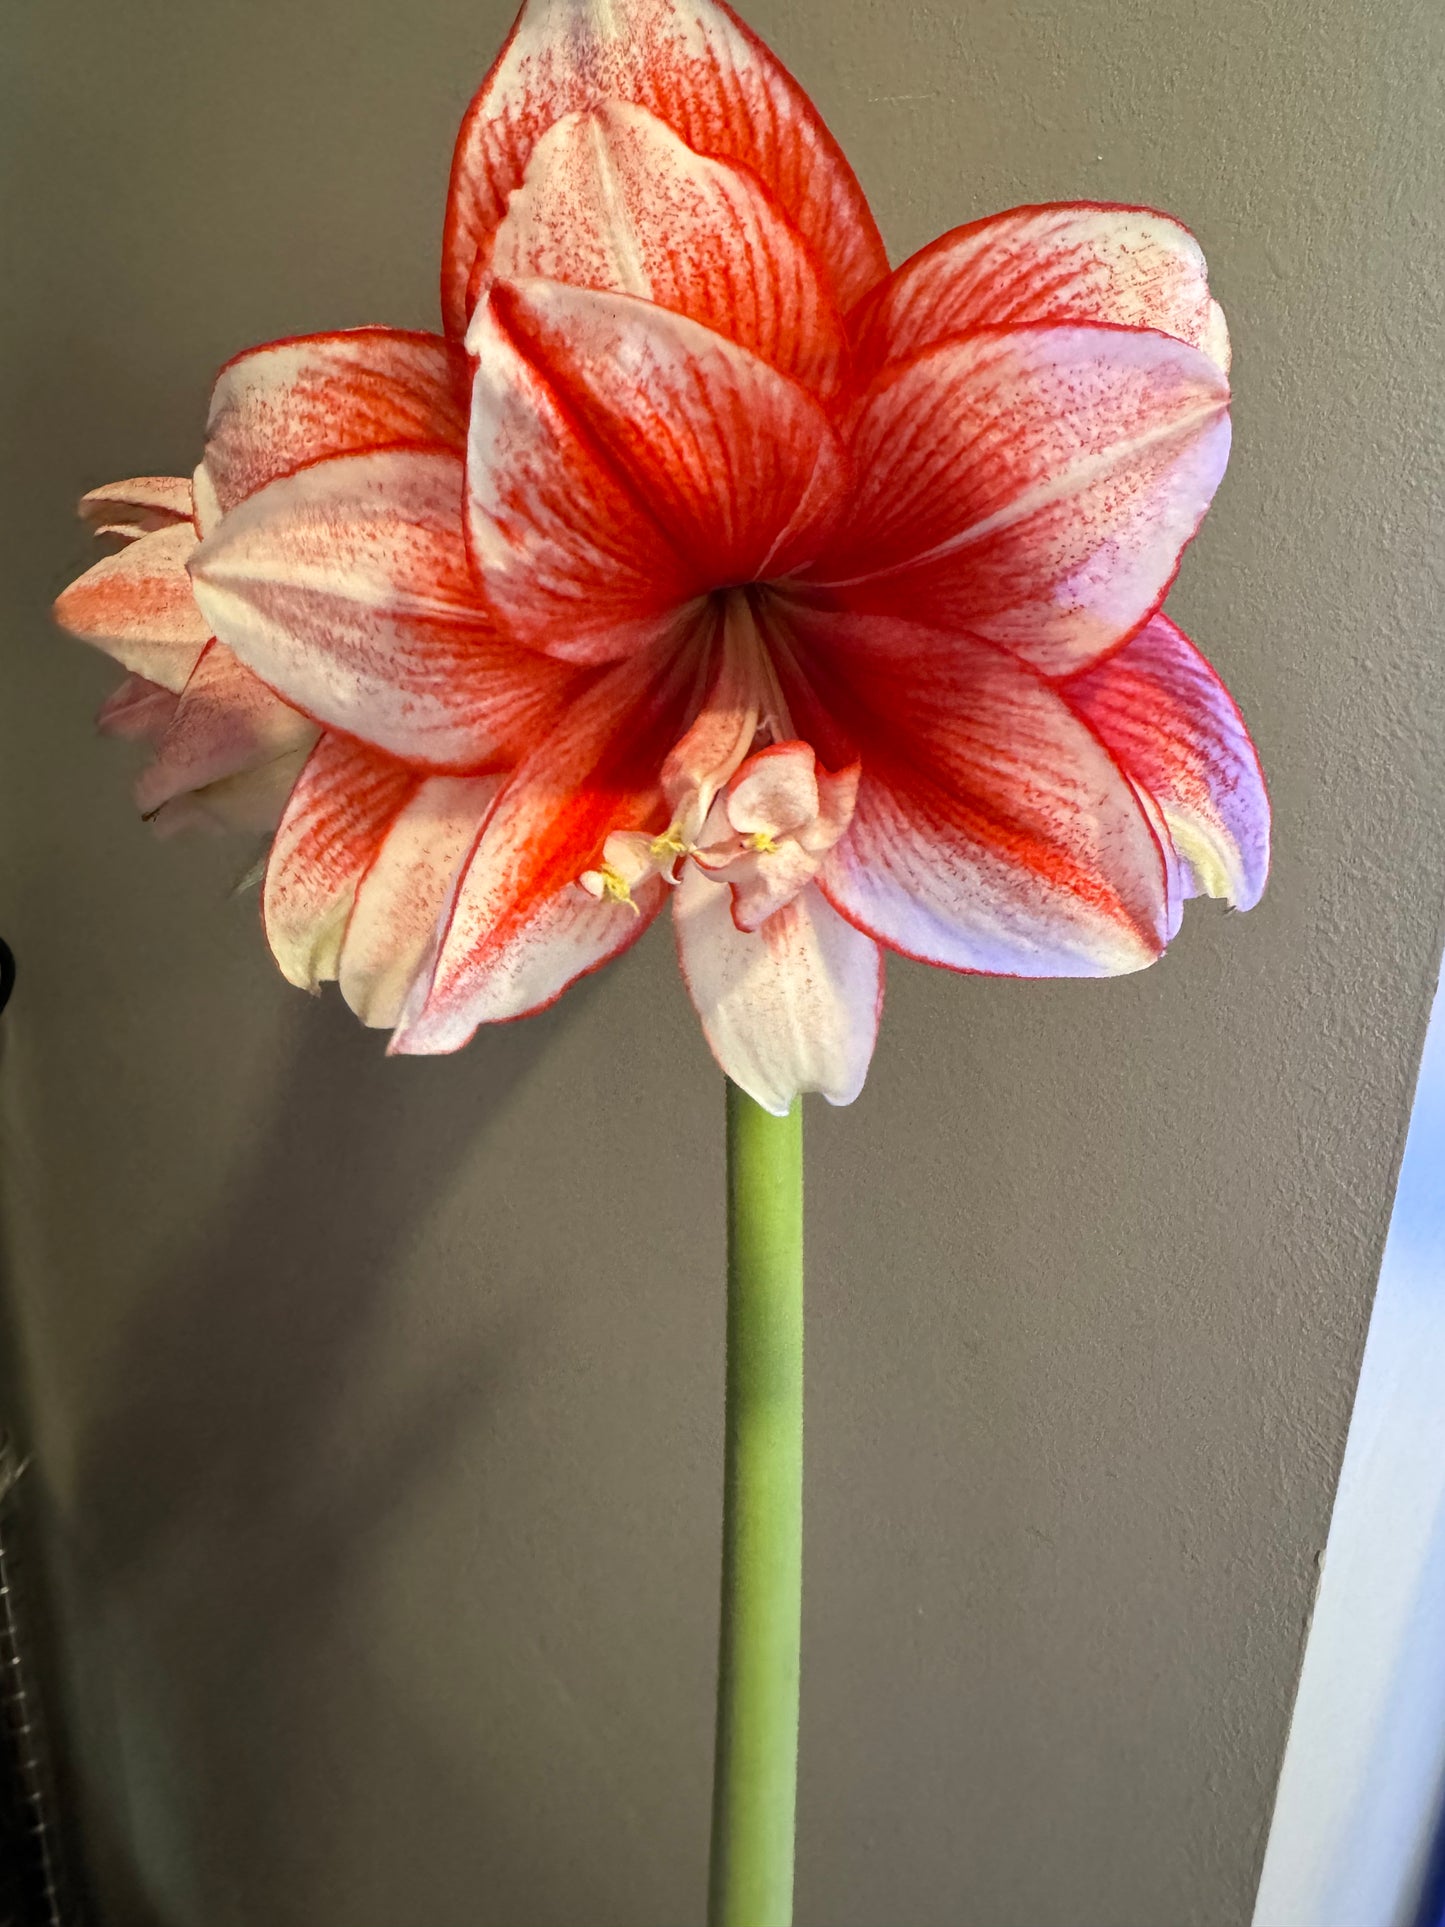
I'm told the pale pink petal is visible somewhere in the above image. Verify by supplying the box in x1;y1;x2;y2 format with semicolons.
1066;613;1269;911
198;329;469;531
134;641;320;818
674;869;883;1112
263;734;421;990
807;323;1230;677
850;203;1230;378
96;675;179;743
777;605;1171;976
79;475;194;538
441;0;886;337
725;741;820;837
484;102;845;393
469;279;846;660
54;522;212;690
149;744;316;840
711;837;826;933
696;747;858;931
190;445;577;767
391;644;696;1050
339;772;505;1029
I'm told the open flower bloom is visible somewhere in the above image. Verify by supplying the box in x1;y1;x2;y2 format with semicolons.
62;0;1269;1113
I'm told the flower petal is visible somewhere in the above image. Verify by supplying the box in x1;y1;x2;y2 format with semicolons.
484;101;845;394
264;733;421;990
470;278;846;655
134;640;320;819
850;203;1230;379
190;445;577;767
79;475;194;538
197;328;469;532
339;772;505;1029
54;521;212;690
149;745;317;841
441;0;886;337
674;870;882;1112
782;606;1171;976
465;295;696;663
391;644;695;1050
1065;613;1269;911
96;674;179;743
808;323;1230;676
725;741;820;837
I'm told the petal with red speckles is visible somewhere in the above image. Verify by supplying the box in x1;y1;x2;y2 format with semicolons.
850;203;1230;379
1066;613;1269;911
340;771;505;1029
485;101;845;394
780;604;1172;976
391;641;696;1050
79;475;194;539
190;445;577;767
196;329;468;532
808;323;1230;677
263;733;421;990
54;521;211;690
442;0;885;337
468;279;846;661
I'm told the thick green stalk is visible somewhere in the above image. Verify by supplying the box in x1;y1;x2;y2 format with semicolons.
708;1081;805;1927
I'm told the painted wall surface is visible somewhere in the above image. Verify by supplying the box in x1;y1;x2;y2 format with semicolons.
1;2;1440;1925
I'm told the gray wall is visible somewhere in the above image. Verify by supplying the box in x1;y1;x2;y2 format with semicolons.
2;1;1441;1923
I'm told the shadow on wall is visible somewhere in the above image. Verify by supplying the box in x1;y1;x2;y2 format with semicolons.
60;982;597;1927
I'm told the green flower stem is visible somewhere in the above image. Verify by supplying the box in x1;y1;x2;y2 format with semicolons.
708;1081;805;1927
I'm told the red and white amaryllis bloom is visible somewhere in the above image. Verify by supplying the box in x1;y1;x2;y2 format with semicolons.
57;0;1268;1114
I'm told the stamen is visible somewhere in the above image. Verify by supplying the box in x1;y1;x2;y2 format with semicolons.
579;861;642;914
746;830;780;855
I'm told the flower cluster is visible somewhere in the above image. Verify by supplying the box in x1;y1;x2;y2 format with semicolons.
55;0;1268;1113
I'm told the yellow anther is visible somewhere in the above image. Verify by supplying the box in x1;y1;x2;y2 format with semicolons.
746;830;780;855
597;864;641;915
650;826;690;861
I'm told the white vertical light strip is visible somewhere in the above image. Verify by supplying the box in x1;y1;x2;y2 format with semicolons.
1254;972;1445;1927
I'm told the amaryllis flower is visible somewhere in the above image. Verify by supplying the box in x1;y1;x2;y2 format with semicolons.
56;333;572;1023
61;0;1269;1114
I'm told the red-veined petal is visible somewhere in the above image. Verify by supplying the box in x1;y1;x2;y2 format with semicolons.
674;870;882;1111
79;475;194;539
54;521;211;690
134;640;320;819
190;445;578;767
471;279;846;656
465;293;696;662
1065;613;1269;911
441;0;885;337
808;323;1230;676
391;642;696;1050
197;328;468;532
339;772;505;1029
850;203;1230;379
779;605;1172;975
484;101;845;394
264;733;421;990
